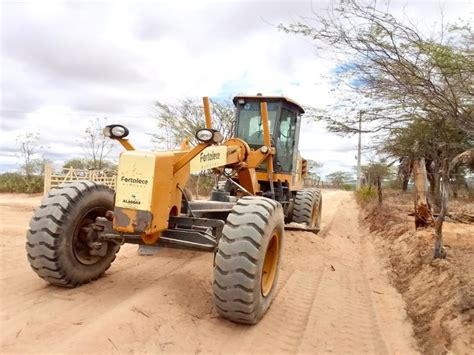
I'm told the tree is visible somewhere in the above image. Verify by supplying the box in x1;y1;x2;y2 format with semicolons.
281;1;473;136
361;161;393;204
434;148;474;258
63;158;87;170
80;118;114;170
152;97;235;148
307;160;323;179
17;132;45;177
326;171;352;187
16;132;46;193
382;118;472;211
63;157;117;171
281;0;473;257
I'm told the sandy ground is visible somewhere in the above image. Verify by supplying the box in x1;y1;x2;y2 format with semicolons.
363;190;474;353
0;191;418;354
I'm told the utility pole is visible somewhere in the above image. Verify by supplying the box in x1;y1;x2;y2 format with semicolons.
356;111;362;190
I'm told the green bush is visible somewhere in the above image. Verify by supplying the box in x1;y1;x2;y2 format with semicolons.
342;184;354;191
0;173;44;193
354;185;377;203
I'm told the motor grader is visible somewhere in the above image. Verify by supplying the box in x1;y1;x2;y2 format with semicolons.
26;95;322;324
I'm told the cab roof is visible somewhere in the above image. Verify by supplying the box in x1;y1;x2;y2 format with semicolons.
233;95;305;114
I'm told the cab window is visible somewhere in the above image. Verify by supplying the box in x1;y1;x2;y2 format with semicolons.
237;102;279;145
275;108;297;172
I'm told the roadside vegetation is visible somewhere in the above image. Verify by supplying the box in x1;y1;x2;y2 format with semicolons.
354;185;377;203
1;119;117;193
281;0;473;259
0;133;47;193
0;173;43;194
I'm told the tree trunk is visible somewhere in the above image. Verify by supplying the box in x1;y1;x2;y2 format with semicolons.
399;158;412;192
413;158;434;228
434;161;449;259
452;181;458;198
426;159;442;214
427;165;435;195
402;177;409;192
433;165;441;214
376;176;382;205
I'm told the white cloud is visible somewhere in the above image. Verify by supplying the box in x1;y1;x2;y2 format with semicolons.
0;0;470;178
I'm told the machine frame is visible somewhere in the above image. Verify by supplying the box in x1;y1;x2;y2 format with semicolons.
95;96;311;250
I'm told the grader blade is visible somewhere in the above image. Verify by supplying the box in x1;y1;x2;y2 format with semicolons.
285;222;320;234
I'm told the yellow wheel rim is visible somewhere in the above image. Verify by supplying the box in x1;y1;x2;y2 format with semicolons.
261;230;280;297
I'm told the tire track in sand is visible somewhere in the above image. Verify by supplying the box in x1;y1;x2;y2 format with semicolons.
1;191;418;354
296;193;398;354
1;250;204;344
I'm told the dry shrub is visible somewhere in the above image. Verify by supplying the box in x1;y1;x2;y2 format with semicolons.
354;185;377;204
0;173;43;193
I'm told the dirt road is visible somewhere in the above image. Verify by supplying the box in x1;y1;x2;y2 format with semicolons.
0;191;418;354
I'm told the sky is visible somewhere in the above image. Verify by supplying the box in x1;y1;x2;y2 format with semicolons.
0;0;471;179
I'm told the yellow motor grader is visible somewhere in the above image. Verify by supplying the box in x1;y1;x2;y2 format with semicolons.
26;95;322;324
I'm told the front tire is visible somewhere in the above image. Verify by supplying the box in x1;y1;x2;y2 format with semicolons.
213;196;284;324
26;181;120;287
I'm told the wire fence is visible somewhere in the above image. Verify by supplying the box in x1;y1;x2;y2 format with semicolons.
303;178;337;189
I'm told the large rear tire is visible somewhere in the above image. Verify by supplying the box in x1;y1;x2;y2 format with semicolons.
26;181;120;287
292;188;322;231
213;196;284;324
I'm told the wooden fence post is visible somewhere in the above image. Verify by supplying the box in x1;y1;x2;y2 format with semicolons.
43;163;53;195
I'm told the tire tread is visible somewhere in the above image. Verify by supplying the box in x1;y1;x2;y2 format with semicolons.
213;196;283;324
26;181;118;287
291;188;322;227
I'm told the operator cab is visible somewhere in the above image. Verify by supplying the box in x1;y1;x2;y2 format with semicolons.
233;95;305;173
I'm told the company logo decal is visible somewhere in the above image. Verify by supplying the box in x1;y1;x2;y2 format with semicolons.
190;146;227;173
120;176;148;185
199;151;221;162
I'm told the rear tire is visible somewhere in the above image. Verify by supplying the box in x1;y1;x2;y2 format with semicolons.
26;181;120;287
213;196;284;324
292;188;322;231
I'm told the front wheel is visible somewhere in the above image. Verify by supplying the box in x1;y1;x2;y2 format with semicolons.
213;196;284;324
26;181;120;287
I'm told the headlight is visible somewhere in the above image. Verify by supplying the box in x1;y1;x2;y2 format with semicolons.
111;126;126;137
196;129;224;143
103;124;129;139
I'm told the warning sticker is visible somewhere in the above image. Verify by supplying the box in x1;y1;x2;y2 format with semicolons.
190;146;227;173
